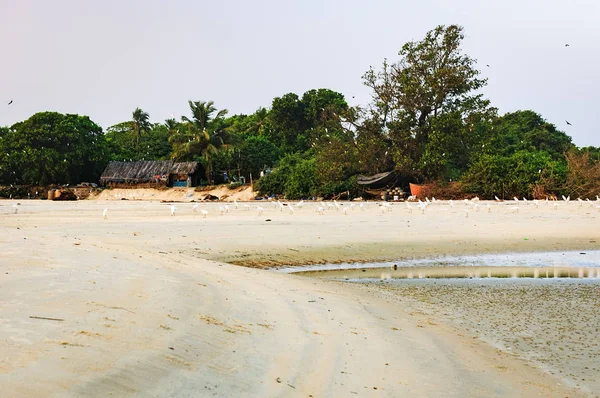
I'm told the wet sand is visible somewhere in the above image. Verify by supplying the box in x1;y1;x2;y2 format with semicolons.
353;280;600;396
1;199;599;397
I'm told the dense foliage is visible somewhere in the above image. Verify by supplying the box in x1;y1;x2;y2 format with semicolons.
0;112;107;185
1;24;598;198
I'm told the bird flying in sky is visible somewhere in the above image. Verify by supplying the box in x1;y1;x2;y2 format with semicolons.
8;100;13;105
566;120;572;126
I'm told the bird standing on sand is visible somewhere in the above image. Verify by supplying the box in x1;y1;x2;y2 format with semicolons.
192;204;199;212
257;206;264;216
170;205;176;216
103;208;108;219
200;209;208;218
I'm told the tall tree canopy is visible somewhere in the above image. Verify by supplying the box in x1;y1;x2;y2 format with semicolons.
361;24;494;181
0;112;107;185
463;111;573;198
131;107;151;149
266;89;349;154
105;121;172;162
169;100;235;184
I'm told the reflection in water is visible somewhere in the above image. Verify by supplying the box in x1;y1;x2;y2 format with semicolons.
296;266;600;280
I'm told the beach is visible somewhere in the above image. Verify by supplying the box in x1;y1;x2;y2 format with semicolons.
1;197;599;397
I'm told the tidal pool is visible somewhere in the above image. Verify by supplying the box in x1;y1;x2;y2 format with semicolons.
281;250;600;281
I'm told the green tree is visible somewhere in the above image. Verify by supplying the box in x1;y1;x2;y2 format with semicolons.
255;153;317;199
362;25;493;181
482;110;573;160
463;111;572;198
132;108;151;149
105;121;137;161
0;112;107;185
266;93;308;153
239;136;280;179
106;121;171;161
169;101;233;184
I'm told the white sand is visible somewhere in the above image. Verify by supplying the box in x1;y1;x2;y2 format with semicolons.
1;198;598;397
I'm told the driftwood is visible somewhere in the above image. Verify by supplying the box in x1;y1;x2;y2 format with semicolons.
332;191;349;200
30;316;64;322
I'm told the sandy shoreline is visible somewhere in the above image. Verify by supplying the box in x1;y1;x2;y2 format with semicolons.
1;199;599;396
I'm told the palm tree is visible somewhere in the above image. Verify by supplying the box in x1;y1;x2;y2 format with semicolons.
244;107;269;136
132;108;151;149
169;101;232;185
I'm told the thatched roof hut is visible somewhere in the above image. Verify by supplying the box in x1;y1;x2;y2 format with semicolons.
170;161;201;187
100;160;201;187
170;162;200;176
100;161;173;186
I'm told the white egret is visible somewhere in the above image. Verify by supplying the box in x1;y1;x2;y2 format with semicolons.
257;206;264;216
192;204;199;212
103;208;108;219
200;209;208;218
170;205;177;216
333;200;341;210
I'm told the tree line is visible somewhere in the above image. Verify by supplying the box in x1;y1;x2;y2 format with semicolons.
1;24;599;199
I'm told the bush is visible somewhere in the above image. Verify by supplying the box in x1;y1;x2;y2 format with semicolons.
462;150;566;199
255;153;317;199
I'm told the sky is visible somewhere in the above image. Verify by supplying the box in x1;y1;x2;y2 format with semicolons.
1;0;599;146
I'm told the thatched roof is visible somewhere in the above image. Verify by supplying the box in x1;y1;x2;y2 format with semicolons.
100;161;173;183
171;161;200;175
100;160;201;184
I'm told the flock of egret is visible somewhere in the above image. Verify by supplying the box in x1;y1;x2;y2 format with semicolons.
94;194;600;220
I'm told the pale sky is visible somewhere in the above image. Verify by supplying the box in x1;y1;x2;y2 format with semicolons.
1;0;599;146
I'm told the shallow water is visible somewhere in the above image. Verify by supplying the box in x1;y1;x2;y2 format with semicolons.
282;250;600;281
296;265;600;280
